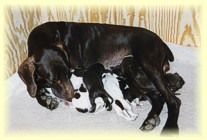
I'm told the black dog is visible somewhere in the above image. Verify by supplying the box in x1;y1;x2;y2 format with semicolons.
113;57;185;131
18;22;180;134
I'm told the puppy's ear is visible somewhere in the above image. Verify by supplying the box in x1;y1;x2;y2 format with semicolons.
18;56;37;98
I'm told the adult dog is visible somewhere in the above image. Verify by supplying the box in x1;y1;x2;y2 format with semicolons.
18;22;181;134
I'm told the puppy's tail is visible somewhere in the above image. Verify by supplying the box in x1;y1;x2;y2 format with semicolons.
100;91;114;111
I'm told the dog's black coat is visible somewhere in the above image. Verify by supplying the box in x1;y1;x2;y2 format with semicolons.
18;22;181;134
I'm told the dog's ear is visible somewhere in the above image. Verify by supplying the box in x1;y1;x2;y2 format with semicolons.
51;42;70;64
53;30;66;52
18;56;37;98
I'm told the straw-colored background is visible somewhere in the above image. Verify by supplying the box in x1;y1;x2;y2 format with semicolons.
4;5;200;79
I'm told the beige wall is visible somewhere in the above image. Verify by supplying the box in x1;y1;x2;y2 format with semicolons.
4;5;200;79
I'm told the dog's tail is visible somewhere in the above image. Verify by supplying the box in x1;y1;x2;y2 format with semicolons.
163;42;174;62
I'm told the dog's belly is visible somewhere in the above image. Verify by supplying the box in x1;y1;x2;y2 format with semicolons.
100;48;132;69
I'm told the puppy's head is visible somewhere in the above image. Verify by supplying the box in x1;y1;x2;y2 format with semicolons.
112;57;138;77
18;42;74;101
165;73;185;92
72;84;91;113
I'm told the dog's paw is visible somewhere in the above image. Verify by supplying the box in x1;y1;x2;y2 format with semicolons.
37;93;59;111
140;115;160;131
41;95;59;110
50;98;59;110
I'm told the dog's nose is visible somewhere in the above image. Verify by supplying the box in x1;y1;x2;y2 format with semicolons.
65;93;74;102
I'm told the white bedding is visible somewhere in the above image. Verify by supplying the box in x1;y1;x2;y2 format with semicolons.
5;42;199;135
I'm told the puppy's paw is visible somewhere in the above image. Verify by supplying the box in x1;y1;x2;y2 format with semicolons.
89;104;96;113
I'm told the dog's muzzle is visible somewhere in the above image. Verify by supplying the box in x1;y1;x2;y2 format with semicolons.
52;80;74;101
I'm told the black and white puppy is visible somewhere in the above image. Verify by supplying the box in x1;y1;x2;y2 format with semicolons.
101;72;138;121
71;73;110;113
70;74;91;113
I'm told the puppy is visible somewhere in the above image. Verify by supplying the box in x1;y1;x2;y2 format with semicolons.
101;72;138;121
71;84;91;113
165;73;185;93
70;73;108;113
83;63;113;113
70;74;91;113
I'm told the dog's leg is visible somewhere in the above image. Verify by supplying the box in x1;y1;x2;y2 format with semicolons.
140;92;164;131
35;88;59;111
139;61;181;135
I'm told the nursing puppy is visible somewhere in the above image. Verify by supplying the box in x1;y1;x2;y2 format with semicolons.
70;74;91;113
83;63;113;113
71;73;108;113
101;72;138;121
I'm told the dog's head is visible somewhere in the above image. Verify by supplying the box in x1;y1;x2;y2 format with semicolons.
18;42;74;101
